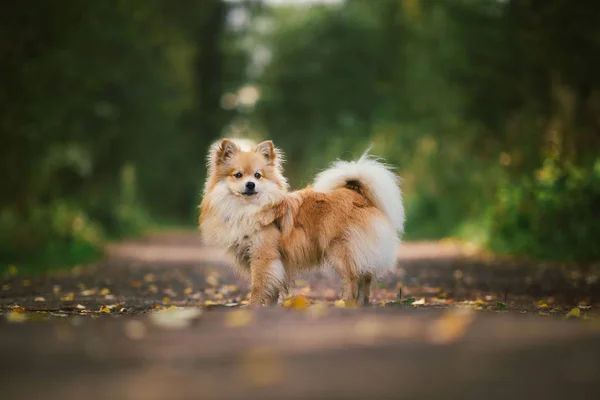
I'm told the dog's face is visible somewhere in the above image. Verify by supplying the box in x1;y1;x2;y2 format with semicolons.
208;139;286;204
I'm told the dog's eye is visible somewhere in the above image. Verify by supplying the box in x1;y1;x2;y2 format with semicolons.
254;172;261;179
234;172;243;179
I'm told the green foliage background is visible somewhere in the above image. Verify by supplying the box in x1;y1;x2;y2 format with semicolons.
1;0;599;271
250;0;600;263
0;0;247;271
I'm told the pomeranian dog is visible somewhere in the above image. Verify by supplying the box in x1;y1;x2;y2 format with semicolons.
199;138;404;306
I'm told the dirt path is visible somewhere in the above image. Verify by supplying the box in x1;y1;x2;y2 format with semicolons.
1;232;600;399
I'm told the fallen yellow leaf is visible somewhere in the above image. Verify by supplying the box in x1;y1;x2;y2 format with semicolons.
158;305;178;312
8;265;18;276
149;308;202;329
204;300;218;306
163;297;171;304
99;288;111;295
224;284;239;293
144;273;155;282
184;287;193;295
99;305;111;313
334;299;346;308
206;275;219;286
5;311;27;323
22;279;31;287
283;295;309;310
473;305;484;311
566;308;581;319
60;292;74;301
537;303;549;310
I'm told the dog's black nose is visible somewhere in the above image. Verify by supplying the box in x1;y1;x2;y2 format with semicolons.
245;181;255;190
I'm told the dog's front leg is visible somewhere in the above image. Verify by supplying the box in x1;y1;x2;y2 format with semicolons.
248;257;285;306
267;277;291;305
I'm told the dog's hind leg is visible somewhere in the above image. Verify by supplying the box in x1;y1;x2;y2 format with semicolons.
266;288;280;305
326;244;360;305
277;277;291;305
342;275;359;305
357;273;372;305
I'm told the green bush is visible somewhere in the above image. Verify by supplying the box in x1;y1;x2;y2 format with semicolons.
488;158;600;262
0;163;153;274
0;1;242;272
0;202;104;274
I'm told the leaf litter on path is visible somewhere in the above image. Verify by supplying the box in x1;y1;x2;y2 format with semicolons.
2;236;598;325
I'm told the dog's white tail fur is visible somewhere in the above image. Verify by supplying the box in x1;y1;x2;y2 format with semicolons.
312;148;405;233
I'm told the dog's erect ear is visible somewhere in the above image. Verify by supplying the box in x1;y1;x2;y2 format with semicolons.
216;139;239;164
255;140;276;164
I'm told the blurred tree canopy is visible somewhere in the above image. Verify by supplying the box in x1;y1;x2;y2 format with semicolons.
0;0;248;268
250;0;600;263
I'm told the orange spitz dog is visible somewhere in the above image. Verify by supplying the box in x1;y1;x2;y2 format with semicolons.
199;139;404;306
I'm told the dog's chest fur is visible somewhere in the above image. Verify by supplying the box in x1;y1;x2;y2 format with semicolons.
202;201;266;271
230;236;253;270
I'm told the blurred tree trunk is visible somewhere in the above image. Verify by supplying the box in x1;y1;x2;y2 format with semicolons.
194;0;227;140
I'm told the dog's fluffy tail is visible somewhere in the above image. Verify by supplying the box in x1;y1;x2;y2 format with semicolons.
312;148;405;233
